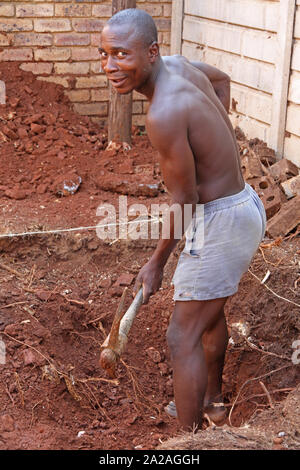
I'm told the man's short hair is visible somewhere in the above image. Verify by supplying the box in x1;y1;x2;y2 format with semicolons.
107;8;158;47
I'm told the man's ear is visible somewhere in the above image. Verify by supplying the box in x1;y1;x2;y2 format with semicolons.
148;42;159;62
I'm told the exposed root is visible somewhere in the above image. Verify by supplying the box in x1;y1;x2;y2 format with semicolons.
120;358;161;417
228;364;293;426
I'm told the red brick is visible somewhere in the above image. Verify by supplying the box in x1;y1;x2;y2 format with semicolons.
269;158;299;182
133;101;143;114
92;4;113;17
55;4;92;17
0;80;6;105
155;18;171;31
159;44;170;55
261;187;282;220
65;89;90;103
35;48;71;62
73;102;107;116
14;32;52;46
132;114;146;127
281;175;300;199
34;19;71;33
71;47;99;61
266;195;300;238
20;62;53;75
54;62;89;75
143;5;163;17
91;33;101;46
73;19;105;32
37;76;69;88
164;4;172;17
90;61;102;74
247;176;283;220
76;75;107;88
91;89;109;101
54;33;90;46
16;5;54;18
0;48;32;61
133;90;147;101
143;101;150;113
0;33;11;46
0;4;14;17
162;32;171;45
0;19;33;32
241;151;264;180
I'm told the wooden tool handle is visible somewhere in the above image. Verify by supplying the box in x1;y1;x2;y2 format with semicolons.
101;287;143;355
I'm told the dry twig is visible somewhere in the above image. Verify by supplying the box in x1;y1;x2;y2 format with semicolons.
259;381;274;409
14;372;24;408
228;364;292;426
245;337;290;361
248;269;300;308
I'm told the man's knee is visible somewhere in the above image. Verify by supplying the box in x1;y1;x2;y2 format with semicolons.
166;298;228;357
166;305;204;358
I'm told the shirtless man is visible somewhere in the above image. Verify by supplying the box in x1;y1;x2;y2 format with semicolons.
99;9;266;431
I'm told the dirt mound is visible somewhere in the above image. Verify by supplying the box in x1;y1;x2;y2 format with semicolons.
0;63;299;450
158;385;300;450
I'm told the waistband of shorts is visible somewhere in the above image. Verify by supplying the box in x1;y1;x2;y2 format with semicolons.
202;183;253;215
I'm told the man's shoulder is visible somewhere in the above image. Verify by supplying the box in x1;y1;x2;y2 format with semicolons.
162;54;188;68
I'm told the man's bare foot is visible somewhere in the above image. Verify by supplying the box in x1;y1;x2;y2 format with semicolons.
165;400;227;425
203;402;227;424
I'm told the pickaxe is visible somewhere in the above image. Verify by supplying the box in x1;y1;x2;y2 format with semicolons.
99;287;143;378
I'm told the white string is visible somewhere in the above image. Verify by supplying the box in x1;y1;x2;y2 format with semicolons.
0;216;160;239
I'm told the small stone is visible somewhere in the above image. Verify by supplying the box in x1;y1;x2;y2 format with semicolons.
109;286;123;297
17;127;28;139
114;273;135;287
98;277;112;288
273;437;284;445
0;414;15;432
2;125;18;140
36;184;48;195
31;123;44;134
24;85;33;94
87;240;99;250
158;362;168;375
57;151;66;160
22;348;46;366
5;188;27;200
146;347;161;363
9;97;20;108
35;290;49;301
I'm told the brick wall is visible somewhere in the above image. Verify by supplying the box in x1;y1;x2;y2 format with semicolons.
0;1;172;125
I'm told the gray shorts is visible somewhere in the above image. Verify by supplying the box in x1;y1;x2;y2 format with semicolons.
172;183;266;301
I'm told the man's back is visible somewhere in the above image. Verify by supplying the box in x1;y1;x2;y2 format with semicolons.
147;55;245;203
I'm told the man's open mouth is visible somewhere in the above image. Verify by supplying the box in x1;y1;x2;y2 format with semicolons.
109;77;127;88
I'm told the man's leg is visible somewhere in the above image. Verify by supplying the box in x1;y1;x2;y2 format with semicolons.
203;305;228;422
166;297;227;431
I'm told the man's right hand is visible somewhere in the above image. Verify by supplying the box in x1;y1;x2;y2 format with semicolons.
133;260;163;304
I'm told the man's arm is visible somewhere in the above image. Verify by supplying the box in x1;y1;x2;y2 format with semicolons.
189;61;231;113
133;111;199;304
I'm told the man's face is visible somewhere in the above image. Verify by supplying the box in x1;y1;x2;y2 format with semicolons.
99;24;153;94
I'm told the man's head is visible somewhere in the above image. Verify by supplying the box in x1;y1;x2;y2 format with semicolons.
99;8;160;94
